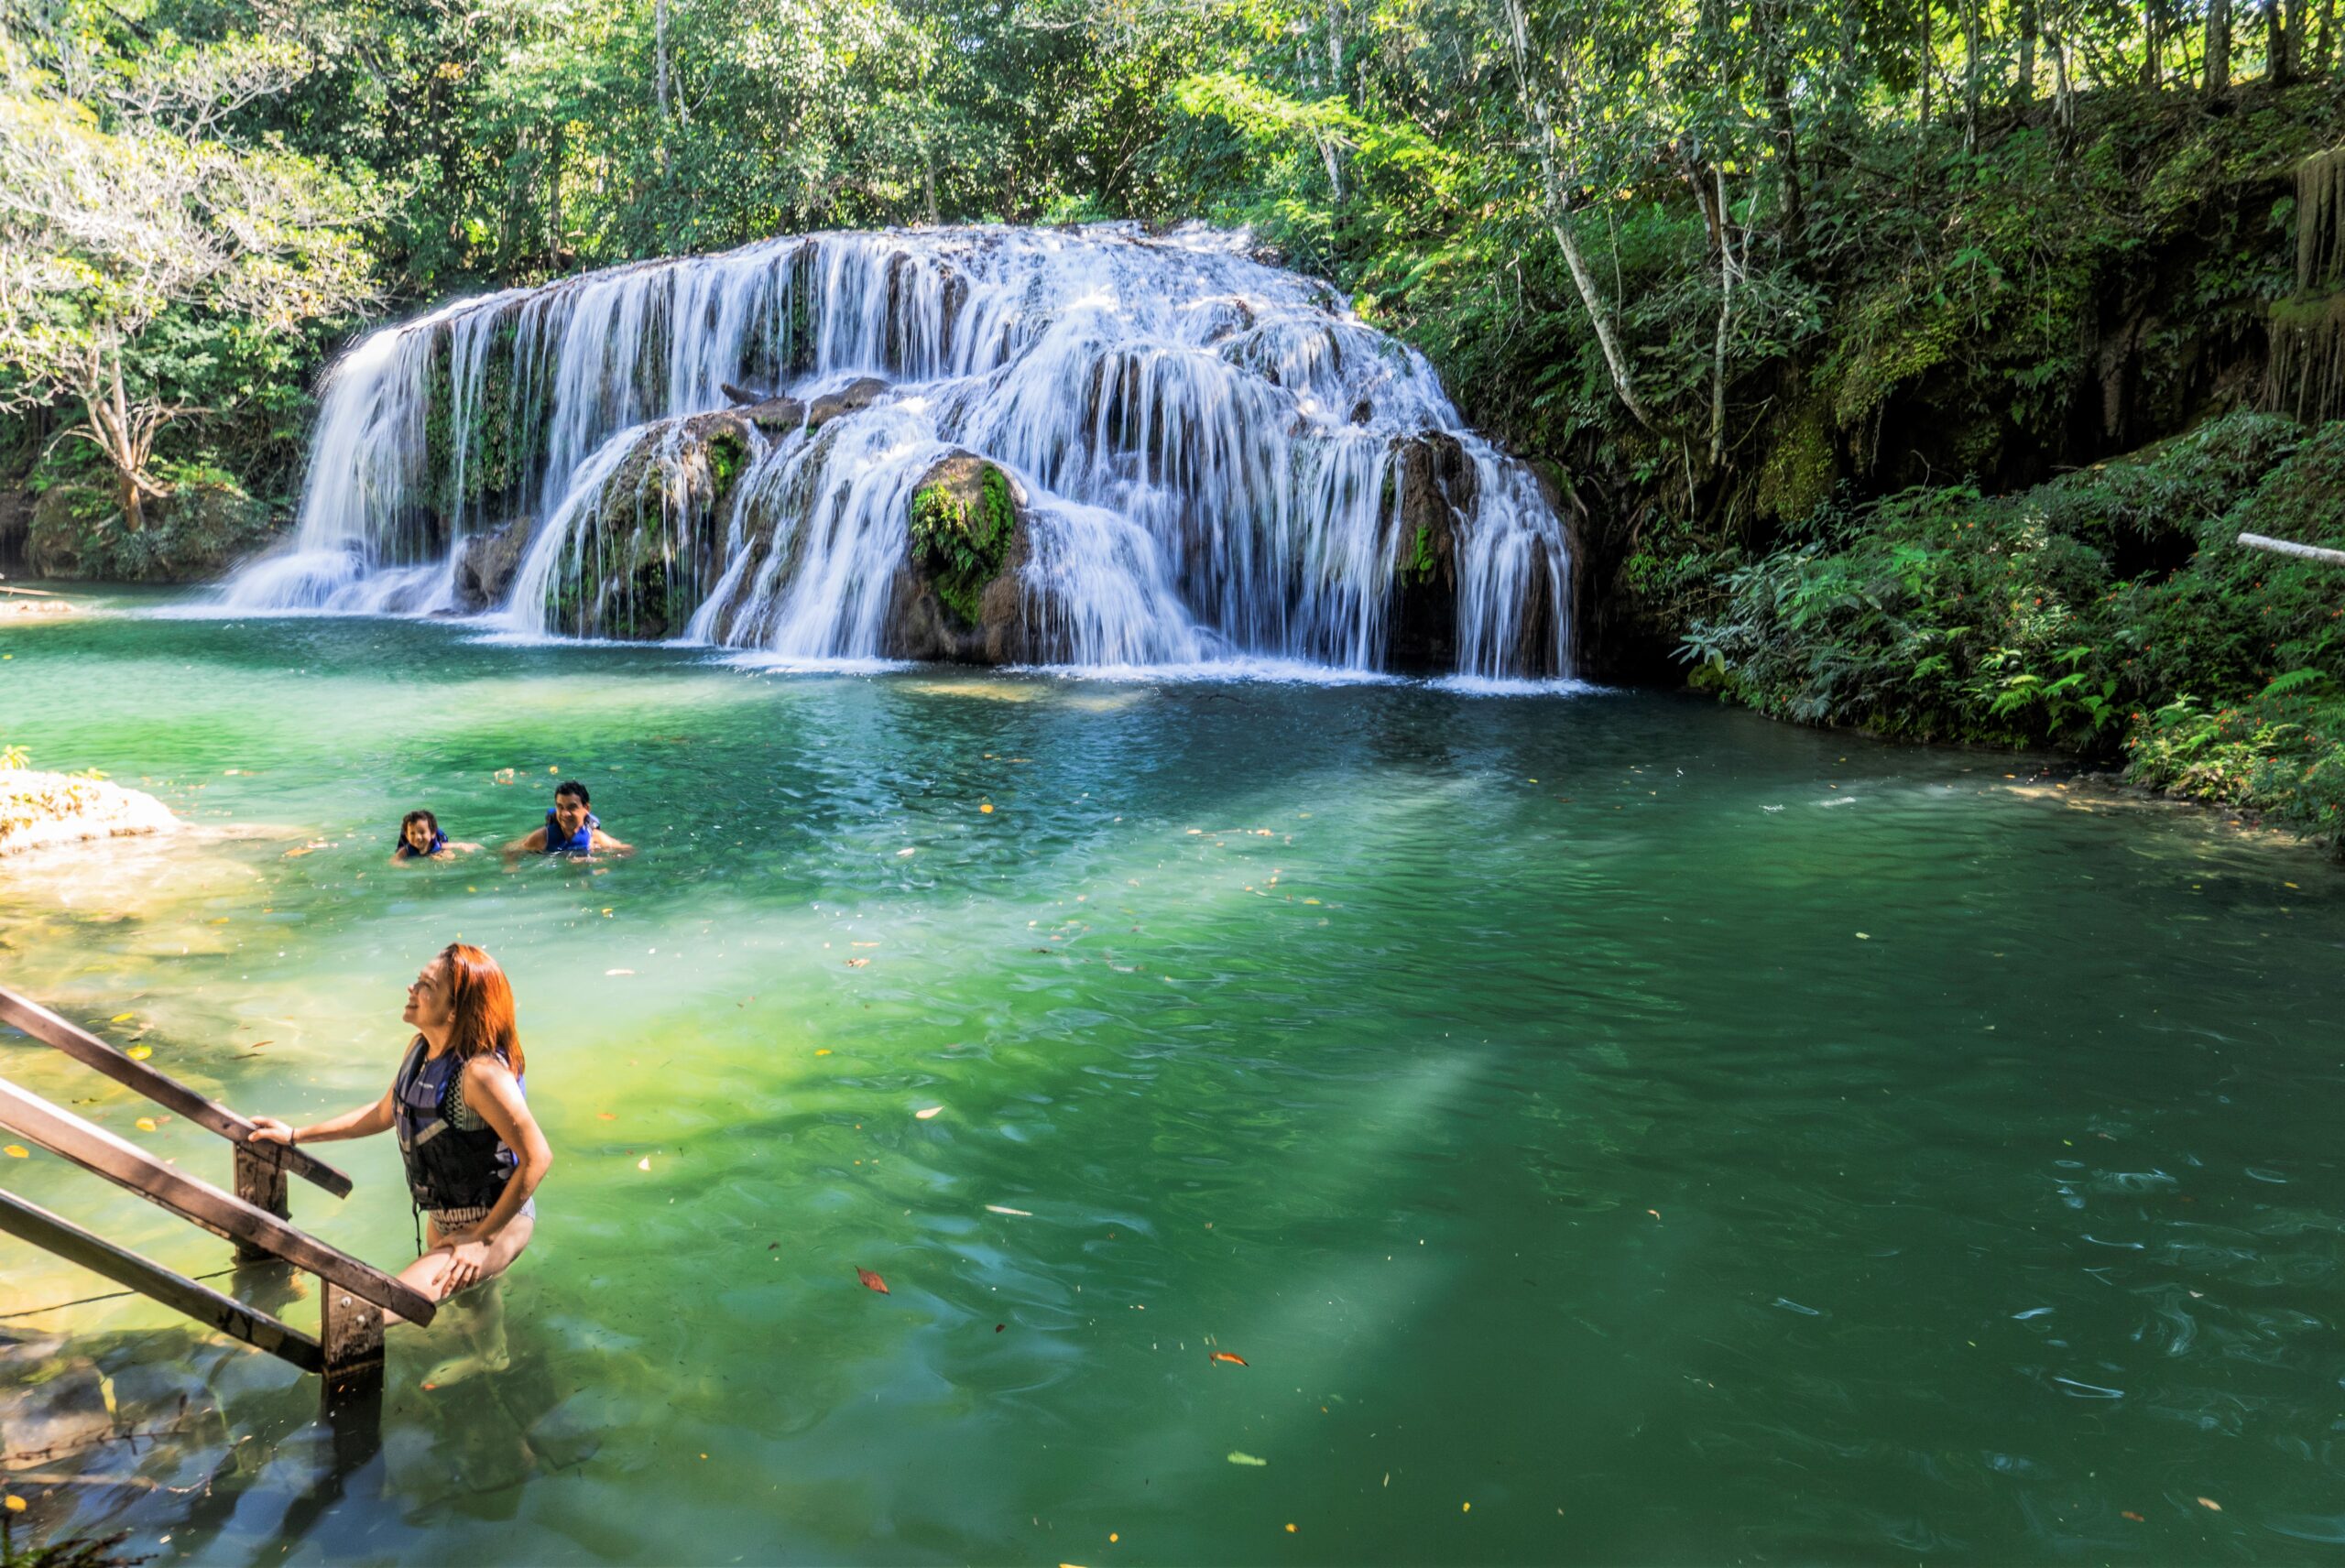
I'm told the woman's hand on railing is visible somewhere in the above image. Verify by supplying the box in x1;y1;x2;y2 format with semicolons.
247;1116;296;1147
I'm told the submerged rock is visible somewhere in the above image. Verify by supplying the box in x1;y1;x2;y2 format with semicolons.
887;452;1033;662
721;376;891;433
0;769;177;857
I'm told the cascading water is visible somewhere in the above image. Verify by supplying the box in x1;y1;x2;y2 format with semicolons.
224;223;1574;678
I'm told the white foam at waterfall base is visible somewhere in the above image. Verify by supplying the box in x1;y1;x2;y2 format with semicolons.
219;223;1576;682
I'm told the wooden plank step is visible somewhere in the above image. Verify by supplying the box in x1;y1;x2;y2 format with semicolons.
0;985;354;1199
0;1074;433;1325
0;1187;324;1374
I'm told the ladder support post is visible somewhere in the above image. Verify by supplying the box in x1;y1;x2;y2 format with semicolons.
232;1142;289;1264
321;1278;387;1407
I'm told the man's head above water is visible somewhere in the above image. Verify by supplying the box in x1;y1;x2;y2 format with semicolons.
551;779;592;838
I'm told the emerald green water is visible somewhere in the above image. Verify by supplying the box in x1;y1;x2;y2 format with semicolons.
5;604;2343;1564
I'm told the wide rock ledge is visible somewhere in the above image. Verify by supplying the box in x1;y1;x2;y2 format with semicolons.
0;770;178;856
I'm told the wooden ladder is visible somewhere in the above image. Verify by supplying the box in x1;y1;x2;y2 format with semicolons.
0;985;435;1411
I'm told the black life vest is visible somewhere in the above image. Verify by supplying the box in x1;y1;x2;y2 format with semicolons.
392;1038;522;1213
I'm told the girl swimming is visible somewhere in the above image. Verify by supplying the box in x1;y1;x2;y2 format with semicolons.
391;809;481;864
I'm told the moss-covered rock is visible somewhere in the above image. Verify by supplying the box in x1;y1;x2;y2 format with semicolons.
540;408;758;638
887;452;1033;662
1386;432;1473;670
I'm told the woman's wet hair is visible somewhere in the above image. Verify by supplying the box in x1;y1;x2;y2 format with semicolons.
436;942;525;1078
397;809;441;850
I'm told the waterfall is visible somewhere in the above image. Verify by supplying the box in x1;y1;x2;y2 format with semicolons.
224;223;1574;678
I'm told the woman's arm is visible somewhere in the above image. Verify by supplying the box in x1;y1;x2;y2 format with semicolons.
248;1087;394;1148
435;1059;551;1290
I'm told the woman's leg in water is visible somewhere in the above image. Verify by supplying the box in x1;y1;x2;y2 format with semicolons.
395;1213;533;1382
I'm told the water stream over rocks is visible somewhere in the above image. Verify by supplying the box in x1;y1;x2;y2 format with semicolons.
222;224;1573;677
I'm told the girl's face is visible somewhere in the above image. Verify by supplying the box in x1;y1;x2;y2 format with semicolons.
403;819;435;852
402;956;453;1034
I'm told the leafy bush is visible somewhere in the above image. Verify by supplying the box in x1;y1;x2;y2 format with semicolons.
1686;411;2345;845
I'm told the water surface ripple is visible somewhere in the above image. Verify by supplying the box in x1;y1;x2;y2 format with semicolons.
1;605;2340;1564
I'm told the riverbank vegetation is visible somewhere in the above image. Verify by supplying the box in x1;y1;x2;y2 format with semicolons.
1;0;2340;836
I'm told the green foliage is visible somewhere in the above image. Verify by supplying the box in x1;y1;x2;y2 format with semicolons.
909;466;1015;626
1687;411;2345;844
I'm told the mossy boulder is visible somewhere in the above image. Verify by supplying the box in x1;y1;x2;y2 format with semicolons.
886;452;1033;662
540;409;757;638
1386;433;1474;671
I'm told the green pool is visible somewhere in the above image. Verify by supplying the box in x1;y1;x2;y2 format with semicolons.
3;602;2341;1563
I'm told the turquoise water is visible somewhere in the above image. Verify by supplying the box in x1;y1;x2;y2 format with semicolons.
3;602;2343;1563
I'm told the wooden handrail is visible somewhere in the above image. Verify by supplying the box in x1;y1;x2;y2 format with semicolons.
0;1074;434;1324
0;985;353;1199
0;1188;323;1374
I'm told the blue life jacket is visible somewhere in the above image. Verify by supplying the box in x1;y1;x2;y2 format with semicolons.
394;828;448;860
392;1038;524;1214
543;810;597;855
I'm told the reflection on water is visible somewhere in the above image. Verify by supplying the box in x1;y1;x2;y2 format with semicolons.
2;605;2343;1563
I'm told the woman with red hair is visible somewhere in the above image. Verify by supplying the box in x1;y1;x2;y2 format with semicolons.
251;943;552;1380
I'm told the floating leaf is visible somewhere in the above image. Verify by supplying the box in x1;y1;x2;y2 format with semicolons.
598;1112;617;1121
2122;1511;2144;1522
110;1013;135;1023
896;847;916;857
986;1204;1031;1215
815;1048;833;1056
637;1157;651;1171
845;957;868;967
1209;1351;1248;1367
2197;1497;2221;1512
856;1268;889;1295
914;1105;942;1120
3;1146;27;1159
135;1117;157;1132
605;968;635;976
979;803;994;814
1227;1452;1267;1466
4;1495;23;1512
125;1045;152;1061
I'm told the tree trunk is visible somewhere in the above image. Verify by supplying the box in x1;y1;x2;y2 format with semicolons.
654;0;671;180
2143;0;2161;84
1920;0;1934;122
1499;0;1662;435
2270;0;2296;78
1760;0;1802;236
1960;0;1984;148
2017;0;2038;102
2207;0;2231;96
547;121;564;271
922;136;939;225
2319;0;2336;70
1709;166;1735;467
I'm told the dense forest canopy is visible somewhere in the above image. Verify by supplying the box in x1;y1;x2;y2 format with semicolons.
2;0;2341;833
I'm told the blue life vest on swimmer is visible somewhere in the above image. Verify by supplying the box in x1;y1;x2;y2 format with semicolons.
394;829;448;859
392;1038;523;1213
542;810;597;855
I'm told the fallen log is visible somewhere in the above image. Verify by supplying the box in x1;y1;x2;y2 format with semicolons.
2238;531;2345;567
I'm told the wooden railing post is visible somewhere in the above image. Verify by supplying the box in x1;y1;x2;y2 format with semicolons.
322;1279;387;1406
232;1143;290;1263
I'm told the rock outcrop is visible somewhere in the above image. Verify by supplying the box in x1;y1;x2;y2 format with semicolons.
0;769;177;856
885;452;1035;662
1387;432;1475;671
451;514;535;611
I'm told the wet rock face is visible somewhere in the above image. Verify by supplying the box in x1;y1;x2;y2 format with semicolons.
720;376;891;434
452;514;535;611
885;452;1034;663
539;408;757;639
1387;432;1476;672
